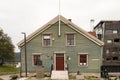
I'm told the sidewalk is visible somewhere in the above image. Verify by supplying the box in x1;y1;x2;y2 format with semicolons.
0;74;11;80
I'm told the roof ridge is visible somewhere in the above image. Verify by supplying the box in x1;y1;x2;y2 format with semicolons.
17;15;104;46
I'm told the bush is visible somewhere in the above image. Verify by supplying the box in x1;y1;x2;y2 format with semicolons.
10;74;18;79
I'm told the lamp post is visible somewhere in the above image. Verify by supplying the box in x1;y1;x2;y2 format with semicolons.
21;32;27;77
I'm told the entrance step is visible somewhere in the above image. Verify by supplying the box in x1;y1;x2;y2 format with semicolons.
51;70;69;80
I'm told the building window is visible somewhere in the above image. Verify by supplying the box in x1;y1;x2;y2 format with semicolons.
114;38;120;42
113;30;118;34
97;34;102;40
112;47;118;52
33;54;41;66
78;54;88;66
43;34;51;46
106;49;109;54
106;57;111;61
106;30;113;34
106;30;118;34
112;57;118;61
107;40;112;43
67;34;75;46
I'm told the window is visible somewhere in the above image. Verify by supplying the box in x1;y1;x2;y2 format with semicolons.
112;47;118;52
97;34;102;40
106;49;109;54
33;54;41;66
113;30;118;34
113;57;118;61
114;38;120;42
78;54;88;66
106;57;111;61
43;34;51;46
106;30;118;34
107;40;112;43
67;34;75;46
106;30;113;34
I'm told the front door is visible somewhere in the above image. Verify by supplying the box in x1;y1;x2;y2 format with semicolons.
56;54;64;70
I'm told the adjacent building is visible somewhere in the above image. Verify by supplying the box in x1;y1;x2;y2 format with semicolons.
17;15;104;74
94;21;120;72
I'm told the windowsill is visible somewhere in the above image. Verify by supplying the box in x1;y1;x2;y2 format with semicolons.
66;45;76;47
78;65;88;67
42;45;52;47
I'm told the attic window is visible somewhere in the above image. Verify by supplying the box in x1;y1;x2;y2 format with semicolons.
43;34;51;46
66;34;75;46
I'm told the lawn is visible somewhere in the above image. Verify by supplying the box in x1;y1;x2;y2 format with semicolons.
0;64;19;75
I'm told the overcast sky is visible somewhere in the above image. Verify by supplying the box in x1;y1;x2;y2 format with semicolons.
0;0;120;52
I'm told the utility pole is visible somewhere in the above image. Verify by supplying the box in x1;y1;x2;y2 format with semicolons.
21;32;27;77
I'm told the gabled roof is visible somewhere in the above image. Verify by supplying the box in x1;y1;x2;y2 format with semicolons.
17;15;104;47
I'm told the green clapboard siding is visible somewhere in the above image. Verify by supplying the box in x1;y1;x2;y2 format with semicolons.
20;21;102;73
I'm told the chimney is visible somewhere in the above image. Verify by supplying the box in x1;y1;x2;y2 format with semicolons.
68;19;72;22
90;19;95;31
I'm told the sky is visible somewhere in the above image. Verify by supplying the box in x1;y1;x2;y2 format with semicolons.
0;0;120;52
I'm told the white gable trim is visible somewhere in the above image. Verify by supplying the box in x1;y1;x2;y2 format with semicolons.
17;15;104;47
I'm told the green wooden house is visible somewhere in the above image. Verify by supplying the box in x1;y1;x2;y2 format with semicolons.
17;15;104;74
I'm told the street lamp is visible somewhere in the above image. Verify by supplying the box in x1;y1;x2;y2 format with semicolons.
21;32;27;77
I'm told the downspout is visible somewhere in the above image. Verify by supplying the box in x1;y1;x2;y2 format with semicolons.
58;15;61;36
58;0;61;36
101;46;103;68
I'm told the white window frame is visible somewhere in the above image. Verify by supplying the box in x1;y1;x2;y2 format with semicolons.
42;34;52;46
78;53;88;67
66;33;76;46
32;53;42;66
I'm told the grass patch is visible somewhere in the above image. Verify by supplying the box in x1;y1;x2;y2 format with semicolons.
0;64;19;74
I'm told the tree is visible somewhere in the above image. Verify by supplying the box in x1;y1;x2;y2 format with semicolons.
0;29;15;66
